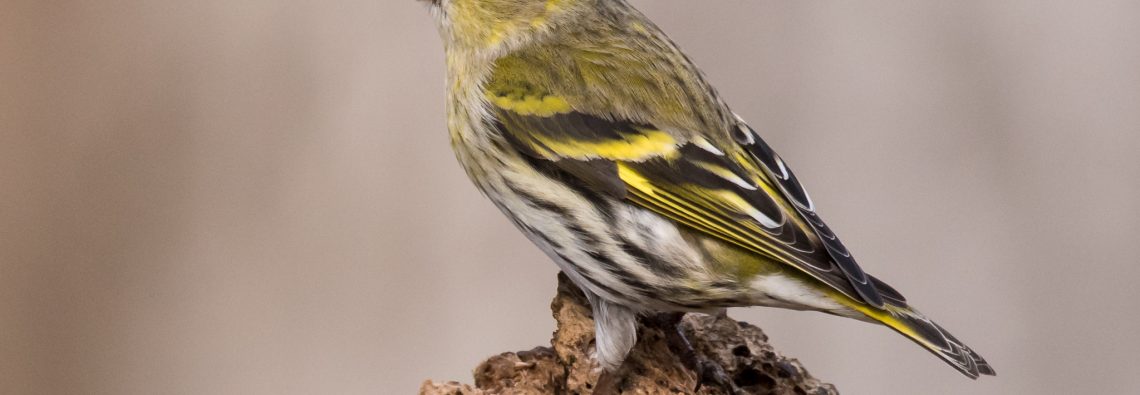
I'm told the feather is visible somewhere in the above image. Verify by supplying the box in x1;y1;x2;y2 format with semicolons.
491;85;891;307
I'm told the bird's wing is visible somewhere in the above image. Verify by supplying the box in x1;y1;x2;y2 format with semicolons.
490;88;903;308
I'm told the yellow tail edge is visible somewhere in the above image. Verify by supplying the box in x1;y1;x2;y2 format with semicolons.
841;298;996;379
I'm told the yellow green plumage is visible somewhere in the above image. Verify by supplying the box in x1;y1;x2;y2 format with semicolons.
422;0;994;380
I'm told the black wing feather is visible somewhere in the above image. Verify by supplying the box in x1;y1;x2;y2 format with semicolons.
737;123;886;307
496;106;904;309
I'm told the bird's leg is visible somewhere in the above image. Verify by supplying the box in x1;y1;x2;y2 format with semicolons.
593;372;620;395
648;312;742;395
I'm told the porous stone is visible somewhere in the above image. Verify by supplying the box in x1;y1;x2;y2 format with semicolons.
420;274;838;395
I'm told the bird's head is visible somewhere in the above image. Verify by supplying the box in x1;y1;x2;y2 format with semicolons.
420;0;596;55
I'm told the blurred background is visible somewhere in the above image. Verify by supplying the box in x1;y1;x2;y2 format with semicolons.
2;0;1138;394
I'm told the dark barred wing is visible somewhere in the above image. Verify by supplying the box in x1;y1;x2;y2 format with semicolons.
731;122;892;307
494;103;904;308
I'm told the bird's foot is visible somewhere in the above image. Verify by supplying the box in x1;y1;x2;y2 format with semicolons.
647;312;743;395
693;358;743;395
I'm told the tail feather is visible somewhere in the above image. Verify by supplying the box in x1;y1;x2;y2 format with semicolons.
871;306;996;378
832;278;994;378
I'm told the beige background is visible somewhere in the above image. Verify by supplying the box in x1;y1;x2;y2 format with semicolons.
2;1;1139;394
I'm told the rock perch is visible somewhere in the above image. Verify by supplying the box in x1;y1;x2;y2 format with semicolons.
420;273;838;394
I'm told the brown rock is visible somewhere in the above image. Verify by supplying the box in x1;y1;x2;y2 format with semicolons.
420;274;838;395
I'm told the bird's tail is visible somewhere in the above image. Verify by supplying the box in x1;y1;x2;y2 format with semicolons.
847;300;996;378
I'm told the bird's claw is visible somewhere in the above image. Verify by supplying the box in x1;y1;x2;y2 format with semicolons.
693;357;743;395
648;312;743;394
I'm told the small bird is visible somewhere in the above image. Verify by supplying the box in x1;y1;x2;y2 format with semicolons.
419;0;994;384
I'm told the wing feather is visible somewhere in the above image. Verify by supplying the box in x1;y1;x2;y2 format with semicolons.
734;122;885;307
489;86;893;308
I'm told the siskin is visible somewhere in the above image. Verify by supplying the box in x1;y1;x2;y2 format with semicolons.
419;0;995;383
